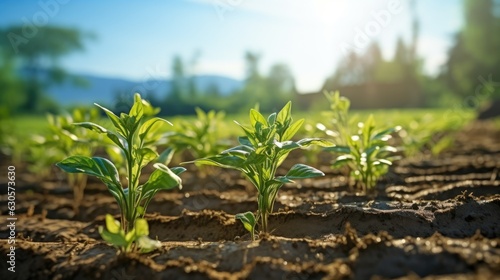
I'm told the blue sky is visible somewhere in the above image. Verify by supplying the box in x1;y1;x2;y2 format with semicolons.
1;0;462;92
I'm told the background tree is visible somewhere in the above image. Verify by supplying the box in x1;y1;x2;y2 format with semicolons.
187;50;201;100
0;48;24;116
442;0;500;101
265;63;296;110
168;55;188;106
0;25;92;113
230;51;267;112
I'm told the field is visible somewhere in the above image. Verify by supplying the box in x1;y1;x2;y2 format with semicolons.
1;108;499;279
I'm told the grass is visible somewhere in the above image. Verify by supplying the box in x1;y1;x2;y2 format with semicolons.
2;115;51;139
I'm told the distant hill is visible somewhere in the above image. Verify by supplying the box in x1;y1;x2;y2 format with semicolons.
42;72;243;106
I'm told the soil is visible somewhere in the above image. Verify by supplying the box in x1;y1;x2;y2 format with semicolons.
1;120;500;279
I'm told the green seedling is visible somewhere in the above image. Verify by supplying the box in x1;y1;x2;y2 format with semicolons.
57;93;184;252
166;108;230;175
235;211;257;240
103;99;162;183
29;108;102;214
321;91;351;146
99;214;161;253
326;115;400;191
190;102;331;238
321;92;400;191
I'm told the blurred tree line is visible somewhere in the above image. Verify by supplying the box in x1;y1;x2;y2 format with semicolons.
135;51;296;116
440;0;500;104
321;0;500;109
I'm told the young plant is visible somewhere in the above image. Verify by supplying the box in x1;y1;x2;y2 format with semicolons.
190;102;331;238
322;91;351;146
99;214;161;253
47;109;101;214
56;93;185;252
166;108;230;177
321;92;401;192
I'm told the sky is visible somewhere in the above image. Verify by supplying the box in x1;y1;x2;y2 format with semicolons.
1;0;463;92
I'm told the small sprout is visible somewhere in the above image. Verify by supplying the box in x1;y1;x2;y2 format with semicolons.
235;211;257;241
99;214;161;253
165;107;230;175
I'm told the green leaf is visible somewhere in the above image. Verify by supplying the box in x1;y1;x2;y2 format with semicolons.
297;138;335;148
223;145;254;157
136;236;161;253
94;103;126;137
99;226;128;248
245;152;267;165
371;126;402;141
193;155;246;170
106;131;126;149
333;154;355;167
57;156;126;209
125;228;136;243
139;117;171;144
137;147;159;168
375;159;393;166
365;145;380;158
235;211;256;235
170;166;187;175
129;93;145;119
273;177;294;184
362;115;376;145
135;218;149;236
276;101;292;125
105;214;121;234
235;121;257;146
141;163;182;199
238;136;253;147
267;112;277;125
274;140;300;151
74;122;107;134
141;97;161;117
56;156;120;186
158;147;174;165
121;114;141;136
285;164;324;179
249;109;267;127
281;118;304;141
325;145;351;153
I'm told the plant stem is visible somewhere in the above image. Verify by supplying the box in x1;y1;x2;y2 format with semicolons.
125;136;134;232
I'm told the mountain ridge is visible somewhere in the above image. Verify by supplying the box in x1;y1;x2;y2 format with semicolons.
44;72;243;106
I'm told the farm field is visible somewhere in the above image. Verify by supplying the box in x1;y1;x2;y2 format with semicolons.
1;108;499;279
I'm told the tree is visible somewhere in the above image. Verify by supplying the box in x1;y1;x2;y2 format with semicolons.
231;51;267;112
443;0;500;100
324;51;364;89
187;51;201;99
364;42;384;81
170;55;188;103
0;49;24;116
0;25;92;113
265;63;296;110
